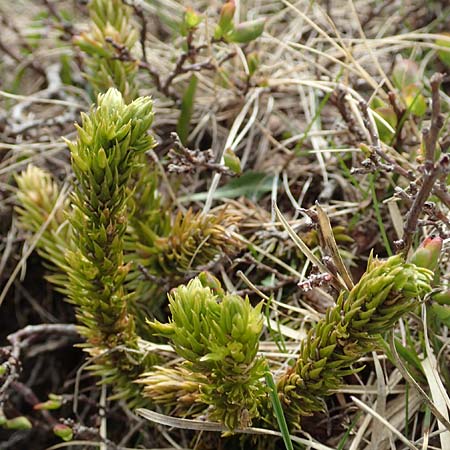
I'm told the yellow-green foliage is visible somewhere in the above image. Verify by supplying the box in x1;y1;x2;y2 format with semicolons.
64;88;154;344
15;165;72;290
133;208;241;277
64;88;156;405
146;276;267;430
276;254;433;428
74;0;139;102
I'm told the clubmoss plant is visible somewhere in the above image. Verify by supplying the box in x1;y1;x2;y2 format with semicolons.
137;253;433;432
74;0;139;102
14;165;72;291
276;253;433;428
132;208;241;278
15;144;434;433
144;275;267;430
64;87;156;404
14;86;243;408
13;112;436;441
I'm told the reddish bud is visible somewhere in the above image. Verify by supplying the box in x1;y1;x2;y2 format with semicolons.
410;237;442;270
215;1;236;39
220;1;236;26
53;424;73;442
34;399;62;411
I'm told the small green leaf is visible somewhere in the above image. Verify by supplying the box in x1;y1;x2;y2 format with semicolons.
247;52;260;77
5;416;32;430
370;96;386;109
34;399;62;411
176;75;198;145
223;148;242;174
184;8;202;30
433;290;450;305
431;304;450;326
393;338;424;374
97;147;108;169
227;18;265;44
436;33;450;67
401;84;427;117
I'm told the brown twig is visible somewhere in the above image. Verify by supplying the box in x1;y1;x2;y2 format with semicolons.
355;78;450;254
124;0;148;63
331;87;366;144
358;101;404;175
387;91;407;148
41;0;75;38
358;93;450;210
167;132;235;175
0;324;79;409
161;29;197;95
106;27;234;102
399;73;447;254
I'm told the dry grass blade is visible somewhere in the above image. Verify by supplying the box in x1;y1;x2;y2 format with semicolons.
422;305;450;450
0;181;71;307
0;89;84;108
273;204;327;273
274;203;347;291
350;396;420;450
422;357;450;450
389;332;450;432
136;408;336;450
316;202;354;290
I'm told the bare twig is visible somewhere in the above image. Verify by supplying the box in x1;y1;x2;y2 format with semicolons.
358;92;450;212
167;132;234;175
106;27;234;102
424;74;445;166
358;101;405;176
161;30;196;95
41;0;75;38
399;73;447;254
331;88;366;143
387;91;407;148
124;0;149;63
0;324;79;409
